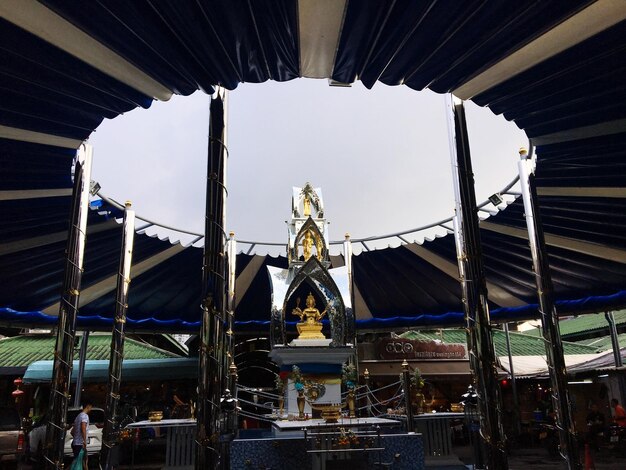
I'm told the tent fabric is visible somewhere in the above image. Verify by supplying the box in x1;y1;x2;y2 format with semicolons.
1;2;626;332
498;354;601;379
499;347;626;378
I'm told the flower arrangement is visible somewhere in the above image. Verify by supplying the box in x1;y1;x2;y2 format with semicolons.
412;368;425;390
399;367;425;389
335;428;359;448
342;363;357;389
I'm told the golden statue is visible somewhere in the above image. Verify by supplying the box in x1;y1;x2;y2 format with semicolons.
302;230;314;261
315;233;324;261
292;293;327;340
303;194;311;216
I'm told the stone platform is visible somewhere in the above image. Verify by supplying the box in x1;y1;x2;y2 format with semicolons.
272;416;401;434
231;429;424;470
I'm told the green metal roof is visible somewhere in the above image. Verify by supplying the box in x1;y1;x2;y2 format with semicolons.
577;333;626;351
399;329;600;356
0;333;180;368
521;310;626;339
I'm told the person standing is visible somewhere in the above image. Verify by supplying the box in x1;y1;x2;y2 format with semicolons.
611;398;626;427
71;403;92;463
586;403;606;450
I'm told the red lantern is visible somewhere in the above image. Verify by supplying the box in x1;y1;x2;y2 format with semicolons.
12;377;25;401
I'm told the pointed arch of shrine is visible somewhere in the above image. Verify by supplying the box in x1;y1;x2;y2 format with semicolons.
293;217;328;264
280;256;346;347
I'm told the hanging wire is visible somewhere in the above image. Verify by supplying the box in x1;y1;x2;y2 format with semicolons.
237;386;282;401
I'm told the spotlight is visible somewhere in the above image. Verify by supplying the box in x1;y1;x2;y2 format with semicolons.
488;193;503;206
89;180;101;196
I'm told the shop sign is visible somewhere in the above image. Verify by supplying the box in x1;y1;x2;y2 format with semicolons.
378;338;467;360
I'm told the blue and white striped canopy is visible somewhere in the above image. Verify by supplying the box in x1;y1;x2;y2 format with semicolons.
1;1;625;332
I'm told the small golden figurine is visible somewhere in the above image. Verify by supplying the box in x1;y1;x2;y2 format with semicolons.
292;293;328;340
303;194;312;216
302;230;314;261
315;232;324;261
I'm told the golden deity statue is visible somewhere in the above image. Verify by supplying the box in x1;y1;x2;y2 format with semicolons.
315;233;324;261
303;194;311;216
292;292;327;340
302;230;314;261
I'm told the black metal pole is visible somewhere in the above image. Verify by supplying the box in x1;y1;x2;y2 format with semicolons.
73;330;89;408
605;311;626;406
446;95;508;469
45;143;93;469
402;360;415;432
196;87;228;470
503;323;521;437
518;147;581;469
101;201;135;469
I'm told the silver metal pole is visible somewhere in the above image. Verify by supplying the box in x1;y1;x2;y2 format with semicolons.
45;143;93;469
446;94;508;469
364;369;372;417
73;330;89;408
343;232;355;340
226;231;238;434
226;232;236;385
196;87;229;470
343;233;359;393
518;147;581;469
101;201;135;469
503;323;521;437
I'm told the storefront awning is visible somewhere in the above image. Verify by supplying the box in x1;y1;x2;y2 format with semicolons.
23;358;198;384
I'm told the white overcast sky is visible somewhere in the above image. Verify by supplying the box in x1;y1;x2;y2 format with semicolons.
89;79;526;255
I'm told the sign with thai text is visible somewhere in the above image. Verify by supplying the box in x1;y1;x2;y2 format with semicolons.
378;338;467;360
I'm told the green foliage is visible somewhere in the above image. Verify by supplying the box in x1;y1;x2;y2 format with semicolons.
399;367;425;389
412;368;425;389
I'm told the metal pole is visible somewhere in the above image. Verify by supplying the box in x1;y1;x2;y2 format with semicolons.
402;360;415;432
196;87;228;470
605;311;626;405
503;323;521;437
344;232;355;342
343;233;359;387
45;143;93;469
101;201;135;469
446;94;508;469
226;232;238;435
73;330;89;407
227;363;238;432
364;368;372;417
518;147;581;469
